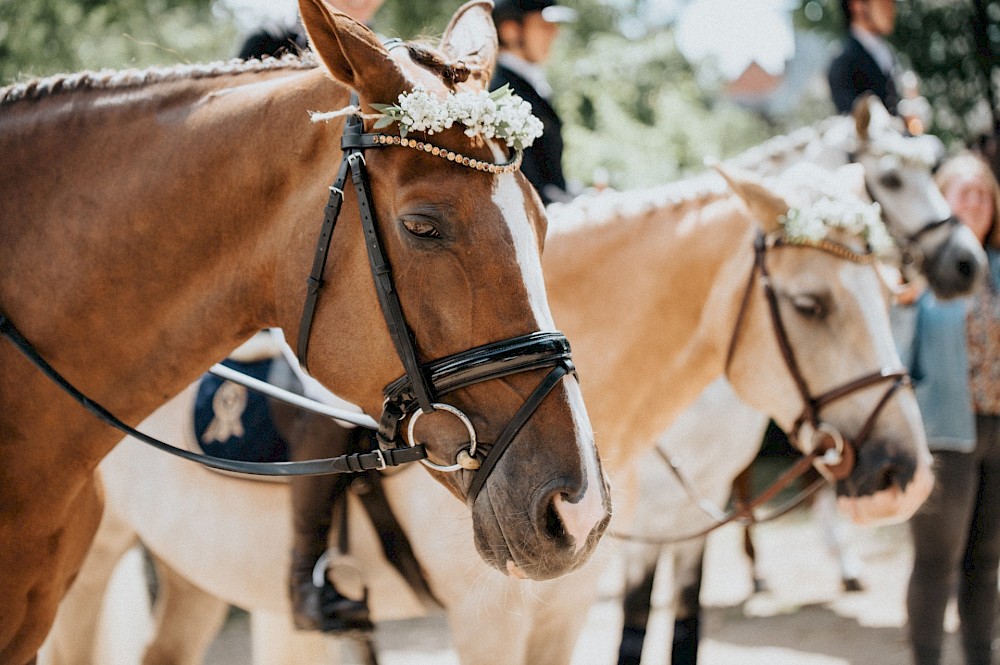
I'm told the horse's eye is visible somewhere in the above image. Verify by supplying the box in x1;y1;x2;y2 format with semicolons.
401;217;442;239
878;170;903;190
791;294;827;319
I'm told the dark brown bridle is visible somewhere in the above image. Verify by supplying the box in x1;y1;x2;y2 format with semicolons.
613;230;910;544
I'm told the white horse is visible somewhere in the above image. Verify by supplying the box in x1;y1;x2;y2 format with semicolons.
612;95;985;665
42;162;933;665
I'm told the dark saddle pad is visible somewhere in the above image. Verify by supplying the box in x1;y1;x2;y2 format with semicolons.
193;356;303;463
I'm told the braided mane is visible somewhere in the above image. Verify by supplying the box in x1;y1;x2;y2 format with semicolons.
0;53;318;106
546;171;729;237
724;116;843;173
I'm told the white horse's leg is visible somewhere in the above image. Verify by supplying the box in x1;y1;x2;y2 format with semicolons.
446;583;532;665
141;555;230;665
39;498;139;665
522;565;605;665
250;611;337;665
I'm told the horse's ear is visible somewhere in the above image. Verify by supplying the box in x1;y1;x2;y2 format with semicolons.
440;0;498;88
713;164;790;233
298;0;408;105
852;92;873;142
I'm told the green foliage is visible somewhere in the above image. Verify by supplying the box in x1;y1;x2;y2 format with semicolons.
549;28;772;189
372;0;457;40
0;0;239;84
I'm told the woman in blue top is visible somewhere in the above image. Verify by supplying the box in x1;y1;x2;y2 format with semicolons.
904;151;1000;665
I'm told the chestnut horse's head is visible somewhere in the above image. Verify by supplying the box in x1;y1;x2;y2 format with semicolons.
291;0;609;580
719;165;933;525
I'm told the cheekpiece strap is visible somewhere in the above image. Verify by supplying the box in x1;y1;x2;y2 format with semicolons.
296;92;436;414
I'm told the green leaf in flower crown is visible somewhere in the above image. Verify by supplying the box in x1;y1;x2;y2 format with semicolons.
370;103;392;112
489;84;512;101
373;115;396;129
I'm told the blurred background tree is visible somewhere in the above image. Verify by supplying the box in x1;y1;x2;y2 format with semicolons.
794;0;1000;148
3;0;996;186
0;0;239;82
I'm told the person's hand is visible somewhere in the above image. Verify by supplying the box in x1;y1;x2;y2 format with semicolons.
894;279;925;306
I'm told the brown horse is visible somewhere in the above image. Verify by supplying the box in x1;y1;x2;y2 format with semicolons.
0;2;610;662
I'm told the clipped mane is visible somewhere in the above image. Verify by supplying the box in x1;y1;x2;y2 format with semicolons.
0;52;318;106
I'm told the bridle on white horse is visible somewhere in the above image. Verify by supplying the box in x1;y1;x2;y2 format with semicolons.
846;144;958;279
612;230;910;545
0;95;576;506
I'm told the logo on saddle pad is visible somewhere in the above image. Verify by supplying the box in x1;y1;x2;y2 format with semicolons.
193;357;302;463
201;381;249;443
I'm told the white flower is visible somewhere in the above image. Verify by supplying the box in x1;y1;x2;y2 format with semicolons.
372;84;543;150
780;196;893;255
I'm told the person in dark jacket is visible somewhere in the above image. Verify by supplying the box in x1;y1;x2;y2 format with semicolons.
827;0;900;115
490;0;578;205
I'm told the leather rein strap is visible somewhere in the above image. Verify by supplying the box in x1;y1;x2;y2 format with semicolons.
0;312;416;477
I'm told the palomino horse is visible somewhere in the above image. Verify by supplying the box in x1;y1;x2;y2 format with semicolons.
0;2;612;662
42;165;934;665
613;96;986;665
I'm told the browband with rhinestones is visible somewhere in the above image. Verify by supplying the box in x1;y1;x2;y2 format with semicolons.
370;134;523;174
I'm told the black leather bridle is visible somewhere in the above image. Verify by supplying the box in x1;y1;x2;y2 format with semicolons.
0;97;577;505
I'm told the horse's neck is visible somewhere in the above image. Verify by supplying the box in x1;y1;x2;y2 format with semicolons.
544;190;756;472
0;67;346;433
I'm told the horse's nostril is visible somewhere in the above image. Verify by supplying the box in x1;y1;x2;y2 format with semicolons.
544;497;567;541
876;464;898;492
957;259;974;278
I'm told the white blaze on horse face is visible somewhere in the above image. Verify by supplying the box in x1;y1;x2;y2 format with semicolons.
491;173;608;552
492;173;554;329
553;376;608;553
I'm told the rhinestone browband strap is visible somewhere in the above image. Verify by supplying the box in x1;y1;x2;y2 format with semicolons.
371;134;523;174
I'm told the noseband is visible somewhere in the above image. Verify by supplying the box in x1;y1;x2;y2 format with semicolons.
0;95;576;506
726;231;910;483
